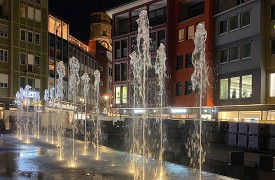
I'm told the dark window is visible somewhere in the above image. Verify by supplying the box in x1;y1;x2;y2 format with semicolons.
115;41;121;59
35;56;40;67
271;39;275;54
185;81;192;95
131;37;137;52
114;64;120;82
28;78;34;87
272;5;275;20
121;63;127;81
176;82;183;96
229;46;239;61
219;19;227;34
229;14;238;31
148;7;166;26
20;53;26;65
241;42;251;59
185;53;193;67
35;33;40;45
20;77;26;88
158;30;165;46
28;31;33;43
176;55;183;70
20;29;26;41
130;15;138;32
219;49;228;63
150;32;157;51
240;10;250;27
122;39;128;58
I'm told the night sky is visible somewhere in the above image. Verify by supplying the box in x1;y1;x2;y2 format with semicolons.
49;0;134;43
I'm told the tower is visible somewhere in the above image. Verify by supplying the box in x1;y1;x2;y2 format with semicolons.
89;12;112;51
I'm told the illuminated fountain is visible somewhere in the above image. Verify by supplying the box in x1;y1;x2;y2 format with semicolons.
15;88;24;140
68;56;80;166
33;91;41;139
81;72;90;155
56;61;66;160
24;85;31;144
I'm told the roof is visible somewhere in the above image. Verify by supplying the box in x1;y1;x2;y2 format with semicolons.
106;0;154;18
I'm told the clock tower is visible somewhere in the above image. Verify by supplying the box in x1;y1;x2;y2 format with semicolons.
89;12;112;51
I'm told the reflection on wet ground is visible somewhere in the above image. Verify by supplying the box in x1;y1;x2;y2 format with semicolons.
0;134;234;180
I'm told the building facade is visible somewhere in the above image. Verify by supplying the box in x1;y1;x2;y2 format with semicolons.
213;0;271;120
0;0;48;128
107;0;167;109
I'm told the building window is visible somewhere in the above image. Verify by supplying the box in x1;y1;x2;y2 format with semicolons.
0;73;8;88
114;41;121;59
176;82;183;96
270;73;275;97
121;63;127;81
178;28;184;42
150;32;157;51
115;86;121;105
20;77;26;88
240;10;250;27
187;25;194;40
122;86;127;104
35;33;40;45
28;31;33;43
176;55;183;70
20;4;26;18
272;39;275;54
35;78;40;91
185;53;193;67
122;39;127;58
230;77;240;99
27;6;34;20
271;5;275;20
114;64;120;82
102;28;107;36
185;81;192;95
35;0;40;4
219;19;227;34
179;1;204;22
229;14;239;31
242;74;252;98
219;48;228;63
158;30;166;46
241;42;251;59
34;56;40;67
0;49;8;63
229;46;239;61
28;78;34;87
20;52;26;64
35;9;41;22
20;29;26;41
220;78;228;99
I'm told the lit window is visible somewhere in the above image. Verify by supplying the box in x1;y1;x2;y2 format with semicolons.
270;73;275;97
0;73;8;88
229;14;238;31
242;74;252;98
187;25;194;40
28;6;34;20
240;10;250;27
20;29;26;41
122;86;127;104
219;19;227;34
178;28;184;42
241;42;252;59
229;46;239;61
35;9;41;22
219;48;228;63
20;5;26;18
230;77;240;99
220;78;228;99
115;86;121;105
176;82;183;96
35;78;40;91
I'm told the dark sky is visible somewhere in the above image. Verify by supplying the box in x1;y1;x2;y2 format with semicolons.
49;0;133;43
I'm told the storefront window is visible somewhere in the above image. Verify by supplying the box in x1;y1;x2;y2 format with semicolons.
115;87;121;105
122;86;127;104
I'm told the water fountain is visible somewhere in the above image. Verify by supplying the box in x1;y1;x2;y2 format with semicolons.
56;61;66;160
190;23;209;179
24;85;31;144
93;70;101;160
44;89;50;142
81;72;90;155
68;56;80;166
33;91;40;139
15;88;24;140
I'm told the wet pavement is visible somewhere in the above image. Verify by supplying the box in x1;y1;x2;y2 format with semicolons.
0;134;233;180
